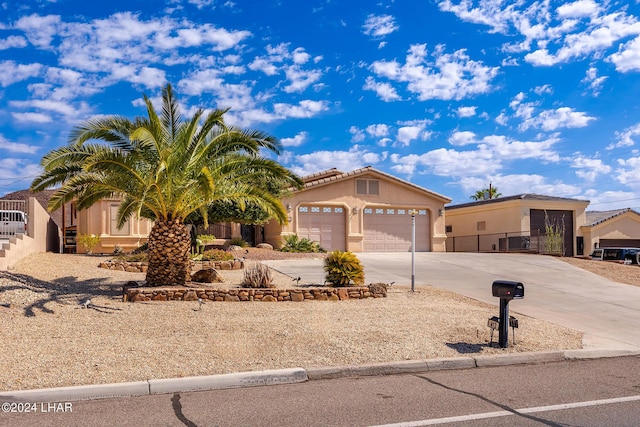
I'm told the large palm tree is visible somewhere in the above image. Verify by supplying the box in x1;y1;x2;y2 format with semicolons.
31;84;302;286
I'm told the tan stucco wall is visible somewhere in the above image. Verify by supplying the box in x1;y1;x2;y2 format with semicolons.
265;172;449;252
75;199;153;254
445;198;588;256
581;213;640;251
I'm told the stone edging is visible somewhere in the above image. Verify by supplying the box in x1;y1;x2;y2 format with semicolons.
99;259;244;273
124;283;387;302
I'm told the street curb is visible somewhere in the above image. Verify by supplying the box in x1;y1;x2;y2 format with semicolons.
1;350;638;403
0;381;149;403
148;368;308;395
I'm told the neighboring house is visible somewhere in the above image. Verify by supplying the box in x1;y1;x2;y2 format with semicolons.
581;209;640;251
71;198;153;254
263;167;452;252
445;194;590;257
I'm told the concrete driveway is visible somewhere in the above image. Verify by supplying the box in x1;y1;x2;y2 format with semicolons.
263;252;640;351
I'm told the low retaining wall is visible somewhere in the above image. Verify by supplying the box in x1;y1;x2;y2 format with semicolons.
99;259;244;273
124;284;387;302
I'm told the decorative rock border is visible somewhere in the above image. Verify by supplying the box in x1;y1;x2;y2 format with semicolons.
99;259;244;273
124;284;387;302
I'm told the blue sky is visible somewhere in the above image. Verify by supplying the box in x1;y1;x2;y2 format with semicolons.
1;0;640;209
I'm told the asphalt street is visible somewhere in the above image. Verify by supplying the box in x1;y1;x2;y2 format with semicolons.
2;356;639;426
263;252;640;351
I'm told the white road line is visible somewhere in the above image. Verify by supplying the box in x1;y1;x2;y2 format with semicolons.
370;394;640;427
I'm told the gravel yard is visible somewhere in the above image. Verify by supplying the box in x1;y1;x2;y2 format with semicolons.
0;251;591;391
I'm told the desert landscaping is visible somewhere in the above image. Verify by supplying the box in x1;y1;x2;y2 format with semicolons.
2;249;635;392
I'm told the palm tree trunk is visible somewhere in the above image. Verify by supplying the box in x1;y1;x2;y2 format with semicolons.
145;219;191;286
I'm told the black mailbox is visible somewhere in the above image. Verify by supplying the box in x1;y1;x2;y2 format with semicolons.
492;280;524;300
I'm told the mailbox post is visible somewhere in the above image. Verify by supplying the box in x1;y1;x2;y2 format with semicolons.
491;280;524;348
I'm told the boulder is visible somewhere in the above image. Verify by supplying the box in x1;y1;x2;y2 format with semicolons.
368;283;388;297
191;268;224;283
256;243;273;250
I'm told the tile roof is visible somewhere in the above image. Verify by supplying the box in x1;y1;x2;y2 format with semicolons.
585;208;638;226
446;193;590;210
299;166;452;202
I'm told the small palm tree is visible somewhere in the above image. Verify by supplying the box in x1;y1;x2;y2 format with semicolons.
31;84;301;286
470;185;502;201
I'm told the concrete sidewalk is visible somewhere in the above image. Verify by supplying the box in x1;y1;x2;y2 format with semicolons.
263;253;640;351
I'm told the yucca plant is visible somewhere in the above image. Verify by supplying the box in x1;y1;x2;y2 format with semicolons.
324;250;365;287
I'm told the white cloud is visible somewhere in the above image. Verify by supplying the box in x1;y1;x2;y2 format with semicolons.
458;174;581;199
609;36;640;72
533;84;553;95
0;61;42;87
366;124;390;137
14;14;61;49
521;107;596;131
273;100;330;119
11;112;53;123
581;67;608;95
571;155;611;181
556;0;601;19
395;119;432;147
363;77;401;101
449;131;476;146
281;132;307;147
0;136;40;154
457;106;477;117
349;126;366;143
283;65;323;93
615;156;640;186
369;44;499;101
0;35;28;50
362;14;399;38
608;123;640;149
289;145;386;176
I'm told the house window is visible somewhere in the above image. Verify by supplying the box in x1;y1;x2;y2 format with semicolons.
446;225;453;233
356;179;380;195
477;221;486;231
110;205;130;236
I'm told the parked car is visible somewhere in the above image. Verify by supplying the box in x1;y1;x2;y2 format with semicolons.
0;210;28;236
590;247;640;264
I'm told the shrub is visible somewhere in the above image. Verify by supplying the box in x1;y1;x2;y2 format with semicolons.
324;250;365;286
280;234;324;253
76;234;101;254
198;234;216;243
202;249;235;262
229;237;248;247
131;242;148;254
242;263;274;288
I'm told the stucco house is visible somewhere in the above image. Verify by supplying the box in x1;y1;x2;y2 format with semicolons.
581;209;640;251
263;167;452;252
444;194;590;257
68;198;154;254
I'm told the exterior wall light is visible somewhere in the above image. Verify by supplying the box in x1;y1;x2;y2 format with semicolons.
353;206;359;215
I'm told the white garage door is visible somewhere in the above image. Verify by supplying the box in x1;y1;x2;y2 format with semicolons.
363;208;430;252
298;205;346;251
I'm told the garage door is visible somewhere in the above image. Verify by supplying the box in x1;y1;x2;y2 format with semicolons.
298;205;346;251
363;208;430;252
600;239;640;247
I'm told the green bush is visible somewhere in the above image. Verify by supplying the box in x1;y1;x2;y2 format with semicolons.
198;234;216;243
229;237;248;247
280;234;324;253
202;249;235;262
324;250;365;286
76;234;101;254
